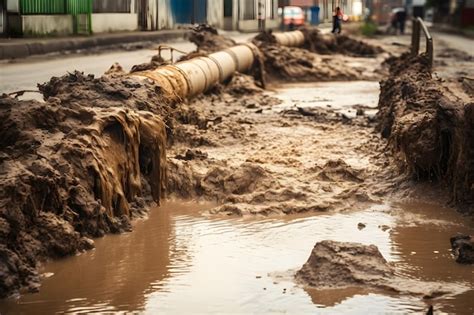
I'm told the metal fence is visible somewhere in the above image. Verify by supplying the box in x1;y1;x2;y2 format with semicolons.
19;0;92;14
19;0;92;34
411;17;433;69
20;0;66;14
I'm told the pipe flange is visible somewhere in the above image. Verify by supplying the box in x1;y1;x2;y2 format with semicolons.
224;48;239;73
192;60;210;93
207;55;225;82
172;65;193;96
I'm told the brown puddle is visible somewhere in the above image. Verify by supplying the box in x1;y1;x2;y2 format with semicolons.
271;81;380;118
0;200;472;314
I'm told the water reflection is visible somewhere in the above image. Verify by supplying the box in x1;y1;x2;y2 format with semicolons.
0;201;472;314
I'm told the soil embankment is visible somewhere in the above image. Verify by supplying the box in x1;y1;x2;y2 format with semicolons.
252;28;384;82
377;52;474;212
0;70;172;297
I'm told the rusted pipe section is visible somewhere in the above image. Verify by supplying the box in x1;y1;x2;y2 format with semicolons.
132;43;259;100
273;30;305;47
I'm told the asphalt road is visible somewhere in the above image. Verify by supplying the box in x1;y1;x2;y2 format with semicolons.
0;40;196;97
0;30;470;99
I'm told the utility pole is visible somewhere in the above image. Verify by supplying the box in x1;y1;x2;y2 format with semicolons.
258;0;267;31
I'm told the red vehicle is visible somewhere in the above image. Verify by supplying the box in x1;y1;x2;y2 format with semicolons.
279;6;305;26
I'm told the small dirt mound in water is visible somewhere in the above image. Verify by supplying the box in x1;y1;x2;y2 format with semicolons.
377;52;474;212
450;234;474;264
296;240;468;297
296;241;394;289
0;70;173;297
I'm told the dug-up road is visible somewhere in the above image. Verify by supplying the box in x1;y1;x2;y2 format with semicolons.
0;28;473;314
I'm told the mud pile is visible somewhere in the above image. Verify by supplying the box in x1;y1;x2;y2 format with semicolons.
450;234;474;264
188;24;236;54
377;53;474;212
301;28;383;57
296;240;468;297
252;29;383;82
0;70;171;297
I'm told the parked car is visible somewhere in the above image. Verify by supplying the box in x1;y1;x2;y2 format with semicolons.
278;6;305;26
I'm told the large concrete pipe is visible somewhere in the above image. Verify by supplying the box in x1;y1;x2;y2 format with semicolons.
132;43;259;100
273;30;305;47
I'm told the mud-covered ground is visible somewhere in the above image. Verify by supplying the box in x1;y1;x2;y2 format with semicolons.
166;74;404;216
0;25;472;300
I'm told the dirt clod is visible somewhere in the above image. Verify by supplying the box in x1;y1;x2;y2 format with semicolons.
296;240;468;297
450;234;474;264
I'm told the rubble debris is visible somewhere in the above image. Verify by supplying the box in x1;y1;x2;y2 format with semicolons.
357;222;366;230
450;234;474;264
377;52;474;211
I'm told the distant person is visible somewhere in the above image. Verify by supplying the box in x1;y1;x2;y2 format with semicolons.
396;7;407;34
332;7;343;34
288;18;296;31
389;11;398;34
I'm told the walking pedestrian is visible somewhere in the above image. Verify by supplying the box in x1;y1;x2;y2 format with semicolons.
397;7;407;34
332;7;343;34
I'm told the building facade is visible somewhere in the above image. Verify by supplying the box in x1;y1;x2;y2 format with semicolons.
1;0;284;36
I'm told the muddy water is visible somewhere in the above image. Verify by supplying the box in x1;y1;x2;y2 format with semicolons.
0;200;472;314
272;81;380;118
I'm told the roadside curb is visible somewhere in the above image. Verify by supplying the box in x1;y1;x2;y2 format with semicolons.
429;24;474;40
0;30;189;60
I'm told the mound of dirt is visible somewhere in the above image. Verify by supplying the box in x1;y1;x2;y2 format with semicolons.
377;52;474;212
296;241;394;289
0;70;172;297
253;28;383;57
251;42;369;82
301;28;383;57
296;240;468;297
252;29;383;83
450;234;474;264
188;24;236;54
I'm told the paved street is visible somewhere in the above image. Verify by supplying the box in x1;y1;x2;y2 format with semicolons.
0;40;195;97
0;32;257;98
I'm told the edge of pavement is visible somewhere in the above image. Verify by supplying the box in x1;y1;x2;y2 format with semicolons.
0;29;189;60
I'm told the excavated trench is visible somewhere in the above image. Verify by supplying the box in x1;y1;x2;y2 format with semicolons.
0;26;473;312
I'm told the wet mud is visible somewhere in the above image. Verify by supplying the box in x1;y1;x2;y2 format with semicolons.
377;52;474;212
188;24;237;54
165;76;403;216
1;24;472;305
252;28;384;82
296;240;468;297
450;234;474;264
0;70;171;297
1;200;472;314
